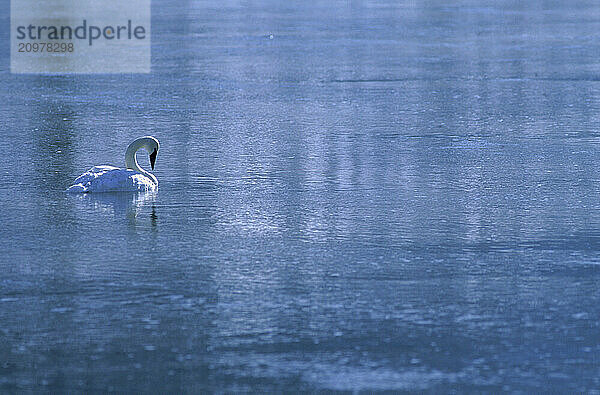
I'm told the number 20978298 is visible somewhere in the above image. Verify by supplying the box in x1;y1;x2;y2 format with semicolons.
18;42;74;52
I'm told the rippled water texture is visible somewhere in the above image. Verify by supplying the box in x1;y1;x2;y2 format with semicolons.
2;0;600;392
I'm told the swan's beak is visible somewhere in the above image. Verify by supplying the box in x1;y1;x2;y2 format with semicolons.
150;148;157;170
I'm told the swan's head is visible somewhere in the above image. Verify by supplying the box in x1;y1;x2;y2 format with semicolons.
125;136;160;174
141;136;159;170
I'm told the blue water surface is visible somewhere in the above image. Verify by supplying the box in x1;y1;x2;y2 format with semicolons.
1;0;600;392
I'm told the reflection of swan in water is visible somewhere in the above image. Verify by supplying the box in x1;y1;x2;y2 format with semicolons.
69;190;157;219
66;136;160;193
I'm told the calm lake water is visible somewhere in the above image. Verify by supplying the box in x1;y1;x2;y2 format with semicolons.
2;0;600;392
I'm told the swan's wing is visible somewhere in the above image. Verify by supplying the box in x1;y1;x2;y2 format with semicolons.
88;169;142;192
67;166;156;193
89;165;120;172
69;166;120;187
67;166;114;192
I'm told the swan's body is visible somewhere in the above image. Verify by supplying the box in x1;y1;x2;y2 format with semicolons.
66;165;156;193
66;136;160;193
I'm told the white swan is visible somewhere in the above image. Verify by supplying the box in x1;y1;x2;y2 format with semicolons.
66;136;160;193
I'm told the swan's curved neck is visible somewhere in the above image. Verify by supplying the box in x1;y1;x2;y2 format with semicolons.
125;139;158;185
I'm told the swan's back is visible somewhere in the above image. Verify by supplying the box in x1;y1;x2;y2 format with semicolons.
66;166;157;193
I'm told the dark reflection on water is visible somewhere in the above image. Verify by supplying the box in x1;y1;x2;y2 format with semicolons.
2;0;600;392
